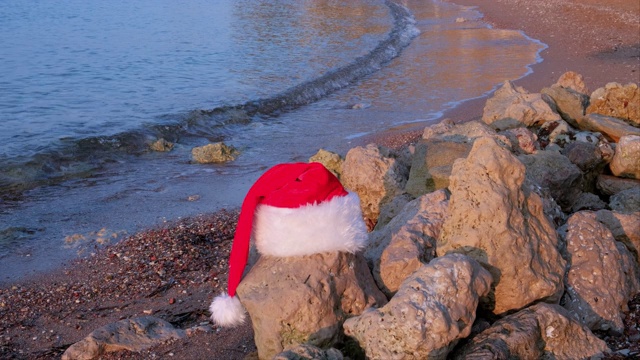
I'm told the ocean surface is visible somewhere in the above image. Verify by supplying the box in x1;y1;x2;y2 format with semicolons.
0;0;545;282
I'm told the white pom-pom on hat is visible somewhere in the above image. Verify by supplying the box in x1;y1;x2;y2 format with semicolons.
209;162;367;327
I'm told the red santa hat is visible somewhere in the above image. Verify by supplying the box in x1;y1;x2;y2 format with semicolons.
209;162;368;327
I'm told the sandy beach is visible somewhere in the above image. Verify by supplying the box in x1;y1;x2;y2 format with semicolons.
1;0;638;358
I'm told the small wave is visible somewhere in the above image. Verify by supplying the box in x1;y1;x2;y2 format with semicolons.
0;1;419;200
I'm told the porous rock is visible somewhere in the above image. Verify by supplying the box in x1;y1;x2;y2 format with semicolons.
273;344;343;360
595;210;640;264
149;138;174;152
501;127;539;154
309;149;343;178
610;135;640;179
191;142;239;163
609;186;640;214
561;211;640;334
236;251;386;359
343;253;492;360
438;137;566;315
482;80;562;130
342;144;408;228
586;82;640;126
375;193;413;230
422;120;510;145
596;174;640;196
518;149;583;212
365;189;449;297
452;303;609;360
575;113;640;142
541;85;589;127
555;71;589;95
62;316;186;360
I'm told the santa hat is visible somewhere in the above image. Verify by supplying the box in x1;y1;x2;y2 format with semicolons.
209;162;368;327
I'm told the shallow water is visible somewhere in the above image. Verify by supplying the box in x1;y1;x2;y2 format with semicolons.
0;0;545;282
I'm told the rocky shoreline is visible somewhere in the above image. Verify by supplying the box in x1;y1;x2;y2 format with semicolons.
1;71;638;359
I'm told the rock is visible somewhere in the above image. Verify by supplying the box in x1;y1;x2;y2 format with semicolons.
236;251;386;359
273;344;344;360
609;186;640;213
422;120;511;145
595;210;640;264
610;135;640;179
561;211;639;334
61;316;186;360
404;139;472;196
562;138;612;192
501;127;539;154
537;119;574;148
309;149;343;178
375;193;413;230
555;71;590;95
518;149;583;212
586;82;640;126
452;303;609;360
342;144;408;228
596;174;640;195
365;190;449;297
438;137;566;315
149;138;174;152
191;142;239;164
541;85;589;127
571;192;607;212
422;118;455;139
343;254;492;360
482;80;562;130
575;113;640;142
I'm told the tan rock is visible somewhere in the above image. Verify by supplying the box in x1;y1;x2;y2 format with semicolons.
562;211;640;334
191;142;239;163
610;135;640;179
438;137;566;315
365;189;449;297
541;85;589;127
555;71;589;95
62;316;186;360
595;210;640;265
587;82;640;126
482;80;562;130
422;120;510;145
452;303;609;360
341;144;408;228
596;174;640;195
273;344;343;360
575;113;640;142
375;193;413;230
309;149;343;178
343;254;492;360
502;127;539;154
236;252;386;359
149;138;174;152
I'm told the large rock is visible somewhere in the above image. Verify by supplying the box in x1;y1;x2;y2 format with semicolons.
586;82;640;126
438;137;566;315
541;85;589;127
609;186;640;214
309;149;343;179
575;113;640;142
595;210;640;265
343;254;492;360
610;135;640;179
342;144;408;228
273;344;343;360
191;142;239;163
596;174;640;195
555;71;589;95
518;150;583;211
482;81;562;131
62;316;186;360
452;303;609;360
422;120;510;144
236;252;386;359
365;190;449;297
561;211;640;334
404;139;471;196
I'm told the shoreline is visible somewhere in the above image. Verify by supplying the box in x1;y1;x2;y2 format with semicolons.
1;0;639;358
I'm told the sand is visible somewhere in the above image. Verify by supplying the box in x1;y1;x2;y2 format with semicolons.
1;0;638;359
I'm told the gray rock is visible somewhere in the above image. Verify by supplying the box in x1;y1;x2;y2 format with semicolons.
610;135;640;179
518;150;583;211
501;127;539;154
273;344;344;360
575;113;640;142
342;144;408;228
61;316;186;360
587;82;640;126
452;303;609;360
438;137;566;315
596;174;640;196
374;193;414;230
236;251;386;359
561;211;640;334
365;189;449;297
191;142;239;163
562;139;612;192
541;85;589;127
343;253;492;360
571;192;607;212
482;80;562;131
609;186;640;214
309;149;343;179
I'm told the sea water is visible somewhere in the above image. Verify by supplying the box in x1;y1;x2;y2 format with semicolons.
0;0;545;282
